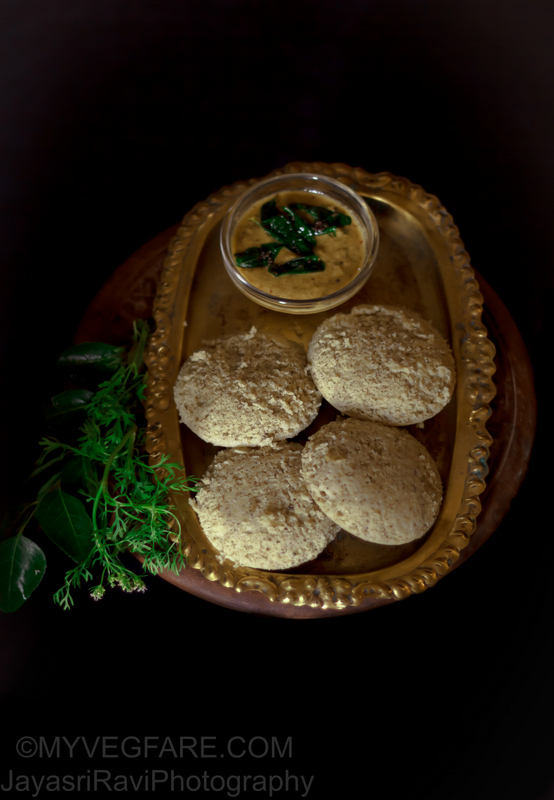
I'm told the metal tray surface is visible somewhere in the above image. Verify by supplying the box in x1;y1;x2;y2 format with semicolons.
144;162;496;611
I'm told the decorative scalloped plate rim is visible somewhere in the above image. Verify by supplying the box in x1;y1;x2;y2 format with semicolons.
144;162;496;610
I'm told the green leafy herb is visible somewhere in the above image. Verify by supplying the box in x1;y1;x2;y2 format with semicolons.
44;388;94;431
260;200;314;255
60;456;98;495
289;202;351;234
57;342;124;385
36;488;94;564
0;319;196;612
0;534;47;613
234;196;352;277
268;254;325;276
235;242;283;268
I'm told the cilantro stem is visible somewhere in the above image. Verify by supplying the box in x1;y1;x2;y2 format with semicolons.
127;321;150;375
101;424;138;490
92;423;137;533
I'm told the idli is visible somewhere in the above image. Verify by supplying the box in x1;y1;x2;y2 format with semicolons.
174;327;321;446
302;417;443;545
190;444;340;570
307;305;455;426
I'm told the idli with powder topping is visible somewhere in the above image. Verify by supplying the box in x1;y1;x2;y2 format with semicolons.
190;443;340;570
174;327;321;447
302;417;443;545
307;304;456;426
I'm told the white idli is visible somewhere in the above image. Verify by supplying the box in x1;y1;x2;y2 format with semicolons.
307;305;455;426
302;417;443;545
190;443;340;570
174;327;321;446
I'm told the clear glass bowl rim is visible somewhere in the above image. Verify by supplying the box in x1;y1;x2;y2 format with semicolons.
219;172;380;310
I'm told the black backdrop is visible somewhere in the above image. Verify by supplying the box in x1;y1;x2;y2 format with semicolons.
0;2;552;798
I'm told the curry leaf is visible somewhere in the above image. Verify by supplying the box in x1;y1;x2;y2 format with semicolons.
282;206;316;248
37;472;62;503
36;488;94;564
235;243;283;268
260;201;314;255
58;343;124;383
289;202;351;231
61;456;98;495
44;389;94;432
260;198;278;222
0;535;46;612
268;254;325;276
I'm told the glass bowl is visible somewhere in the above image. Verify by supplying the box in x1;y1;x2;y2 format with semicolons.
220;173;379;314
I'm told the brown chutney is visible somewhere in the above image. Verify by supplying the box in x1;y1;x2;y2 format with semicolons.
231;190;366;300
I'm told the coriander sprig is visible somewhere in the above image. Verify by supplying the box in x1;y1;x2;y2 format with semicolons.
0;320;196;612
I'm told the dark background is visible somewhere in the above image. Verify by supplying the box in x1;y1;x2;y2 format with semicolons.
0;1;552;798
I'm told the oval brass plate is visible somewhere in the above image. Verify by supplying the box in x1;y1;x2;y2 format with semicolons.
145;162;496;611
